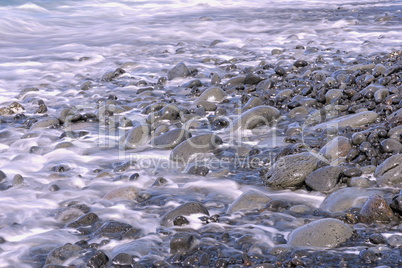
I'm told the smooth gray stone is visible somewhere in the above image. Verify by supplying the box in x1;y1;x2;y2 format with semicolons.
320;187;383;212
387;107;402;120
319;136;352;161
103;186;139;200
194;87;227;105
374;154;402;186
265;152;327;189
167;62;189;80
30;117;60;130
161;202;209;227
287;218;353;248
170;133;222;163
225;76;245;87
312;111;378;129
150;128;191;149
242;97;263;112
230;105;280;130
380;138;402;153
121;124;150;149
388;125;402;140
227;190;272;214
305;166;344;192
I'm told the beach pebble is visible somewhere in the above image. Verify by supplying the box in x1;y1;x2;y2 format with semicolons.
358;194;395;223
374;154;402;186
387;235;402;248
230;105;280;130
347;177;371;188
313;111;378;129
103;186;139;200
45;244;83;265
30;117;60;130
320;187;383;212
87;250;109;268
226;190;271;214
150;128;191;149
287;218;353;248
242;97;263;111
161;202;209;227
305;166;343;192
170;233;196;254
121;124;150;149
265;152;327;189
170;133;222;163
325;89;343;103
93;220;134;239
380;138;402;153
187;165;209;176
320;136;352;161
388;125;402;140
167;62;189;80
194;86;227;105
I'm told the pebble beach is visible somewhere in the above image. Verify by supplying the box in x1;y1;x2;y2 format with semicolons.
0;0;402;267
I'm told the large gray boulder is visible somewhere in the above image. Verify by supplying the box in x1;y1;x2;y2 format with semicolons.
287;218;353;248
230;105;280;130
265;152;327;189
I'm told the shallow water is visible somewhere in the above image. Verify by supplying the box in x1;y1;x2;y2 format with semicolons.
0;0;401;267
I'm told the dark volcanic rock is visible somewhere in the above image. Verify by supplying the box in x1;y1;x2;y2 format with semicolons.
87;250;109;268
358;194;395;223
287;218;353;248
170;233;195;254
265;152;327;189
93;220;134;239
45;244;83;265
161;202;209;227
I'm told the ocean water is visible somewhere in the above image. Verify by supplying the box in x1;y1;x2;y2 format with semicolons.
0;0;401;267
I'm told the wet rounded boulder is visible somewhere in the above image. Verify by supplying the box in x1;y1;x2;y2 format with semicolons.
287;218;353;248
121;124;150;149
227;190;272;214
170;133;222;163
150;128;191;149
374;154;402;186
265;152;327;189
358;194;395;223
230;105;280;130
161;202;209;227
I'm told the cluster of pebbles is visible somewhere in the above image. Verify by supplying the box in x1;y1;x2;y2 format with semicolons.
1;47;402;267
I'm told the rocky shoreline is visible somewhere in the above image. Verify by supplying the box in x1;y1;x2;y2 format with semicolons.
1;47;402;267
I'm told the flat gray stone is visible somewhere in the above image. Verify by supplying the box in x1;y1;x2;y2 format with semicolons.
312;111;378;130
287;218;353;248
320;187;383;212
103;186;139;200
30;117;60;130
